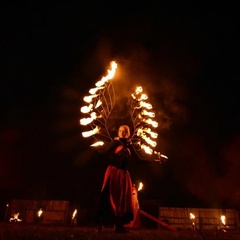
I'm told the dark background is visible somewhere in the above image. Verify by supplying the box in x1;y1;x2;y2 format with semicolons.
0;3;239;219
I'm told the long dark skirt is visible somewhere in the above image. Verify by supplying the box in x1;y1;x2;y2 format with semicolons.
97;166;134;225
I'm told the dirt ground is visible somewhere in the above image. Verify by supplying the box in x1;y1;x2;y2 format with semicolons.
1;222;240;240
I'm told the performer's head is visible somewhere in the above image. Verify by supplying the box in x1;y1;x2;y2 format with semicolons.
118;125;130;139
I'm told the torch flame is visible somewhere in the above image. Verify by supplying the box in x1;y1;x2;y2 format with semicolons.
90;141;104;147
82;126;100;137
221;215;226;225
143;118;158;128
95;61;117;87
135;86;143;94
83;94;98;103
140;101;152;109
9;212;22;222
138;182;143;191
72;209;77;219
141;144;153;154
95;100;102;108
80;112;97;125
38;208;43;217
142;110;155;118
81;104;93;113
89;86;104;94
190;213;195;219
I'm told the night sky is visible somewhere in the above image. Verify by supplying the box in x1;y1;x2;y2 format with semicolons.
1;3;240;216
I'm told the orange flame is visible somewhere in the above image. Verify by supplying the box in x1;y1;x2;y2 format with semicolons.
72;209;77;219
95;61;117;87
141;144;153;154
90;141;104;147
37;208;43;217
190;213;195;219
221;215;226;225
138;182;143;191
82;126;100;137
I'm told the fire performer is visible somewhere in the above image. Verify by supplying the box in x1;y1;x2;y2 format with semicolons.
96;125;134;233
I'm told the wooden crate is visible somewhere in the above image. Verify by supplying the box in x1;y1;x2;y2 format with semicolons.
159;207;239;230
9;199;69;224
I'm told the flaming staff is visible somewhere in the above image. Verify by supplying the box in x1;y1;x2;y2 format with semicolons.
80;61;167;161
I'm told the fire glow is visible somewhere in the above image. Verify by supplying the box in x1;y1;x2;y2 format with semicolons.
138;182;143;191
37;208;43;217
80;61;117;142
221;215;226;225
79;61;168;161
9;213;22;222
72;209;77;220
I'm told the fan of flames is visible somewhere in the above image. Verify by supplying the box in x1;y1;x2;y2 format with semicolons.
79;61;168;161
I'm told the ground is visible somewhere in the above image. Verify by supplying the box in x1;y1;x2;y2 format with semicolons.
1;222;240;240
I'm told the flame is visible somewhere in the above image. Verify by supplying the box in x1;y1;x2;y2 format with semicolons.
9;212;22;222
81;104;93;113
141;110;155;118
83;94;98;103
95;100;102;108
135;86;143;94
82;126;100;137
80;112;98;125
138;128;158;139
221;215;226;225
190;213;195;219
37;208;43;217
139;101;152;109
90;141;104;147
72;209;77;219
95;61;117;87
132;87;148;101
143;118;158;128
141;144;153;154
138;182;143;191
139;133;157;147
80;61;117;143
89;86;104;94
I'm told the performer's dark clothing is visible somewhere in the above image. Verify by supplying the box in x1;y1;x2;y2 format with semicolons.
97;138;134;226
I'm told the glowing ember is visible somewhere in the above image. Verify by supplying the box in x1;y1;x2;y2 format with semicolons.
95;61;117;87
138;182;143;191
9;212;22;222
72;209;77;220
